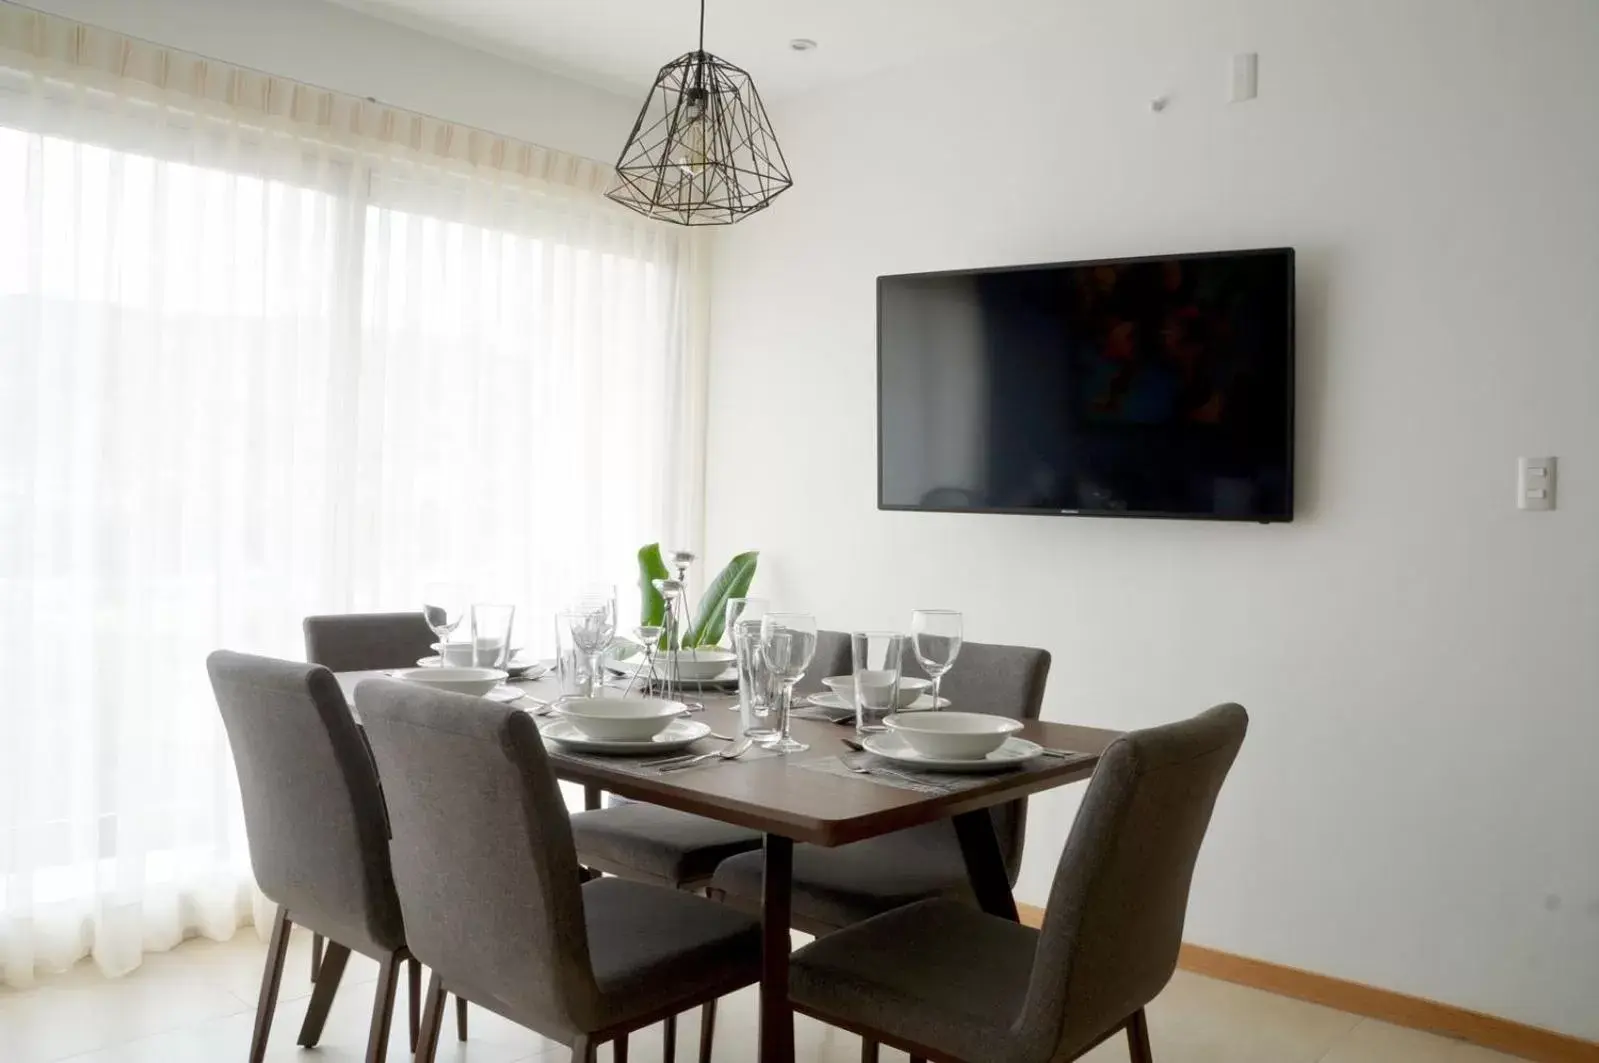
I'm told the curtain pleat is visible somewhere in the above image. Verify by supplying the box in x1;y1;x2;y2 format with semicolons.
0;4;707;987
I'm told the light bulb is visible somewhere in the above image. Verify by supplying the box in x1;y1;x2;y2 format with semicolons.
674;95;709;179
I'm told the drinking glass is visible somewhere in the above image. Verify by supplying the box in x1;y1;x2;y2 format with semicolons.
422;582;469;666
851;631;905;735
724;597;768;649
470;603;516;669
554;613;591;698
759;612;817;754
623;624;664;698
567;600;616;698
910;609;963;709
733;617;776;739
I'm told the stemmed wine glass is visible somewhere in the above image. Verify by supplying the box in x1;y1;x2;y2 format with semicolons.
760;612;817;754
910;609;963;709
567;598;617;698
421;582;469;666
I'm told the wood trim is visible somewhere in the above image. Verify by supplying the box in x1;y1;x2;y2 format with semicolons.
1014;905;1599;1063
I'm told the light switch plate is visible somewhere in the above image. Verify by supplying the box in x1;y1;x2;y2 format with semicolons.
1517;456;1557;511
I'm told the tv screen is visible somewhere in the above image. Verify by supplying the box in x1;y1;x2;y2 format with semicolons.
877;248;1294;522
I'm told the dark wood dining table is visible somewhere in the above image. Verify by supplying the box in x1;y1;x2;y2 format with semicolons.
336;669;1121;1063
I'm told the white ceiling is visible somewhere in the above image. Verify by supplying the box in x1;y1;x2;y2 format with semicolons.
324;0;1059;102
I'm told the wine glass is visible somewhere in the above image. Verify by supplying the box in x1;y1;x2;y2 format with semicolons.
759;612;817;754
421;582;469;666
910;609;963;709
567;600;616;697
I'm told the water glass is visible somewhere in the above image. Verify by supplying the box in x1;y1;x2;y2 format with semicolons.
568;601;617;695
911;609;963;709
760;612;817;754
470;603;516;669
734;617;775;738
851;631;905;735
724;596;768;649
554;612;591;698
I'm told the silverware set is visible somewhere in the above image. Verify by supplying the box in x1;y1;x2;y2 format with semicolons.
646;737;754;772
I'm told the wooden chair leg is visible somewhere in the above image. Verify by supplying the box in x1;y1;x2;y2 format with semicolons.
698;999;717;1063
310;931;324;983
415;971;447;1063
614;1031;629;1062
456;994;469;1040
571;1034;596;1063
663;1012;677;1063
1126;1007;1154;1063
859;1038;879;1062
363;953;403;1063
296;941;351;1046
247;907;293;1063
407;956;422;1051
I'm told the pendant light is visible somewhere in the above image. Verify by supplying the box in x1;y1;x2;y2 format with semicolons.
606;0;793;226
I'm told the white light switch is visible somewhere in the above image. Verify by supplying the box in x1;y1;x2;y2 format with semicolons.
1231;53;1259;102
1517;457;1557;511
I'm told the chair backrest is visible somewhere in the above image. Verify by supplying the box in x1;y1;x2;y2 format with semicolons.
906;641;1051;875
205;651;405;956
796;629;855;695
303;612;437;673
1017;703;1248;1061
354;677;600;1038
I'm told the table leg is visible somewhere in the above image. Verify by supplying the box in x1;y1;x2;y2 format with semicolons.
952;810;1019;921
583;784;601;811
759;833;795;1063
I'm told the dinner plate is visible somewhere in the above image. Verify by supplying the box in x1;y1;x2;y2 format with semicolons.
417;655;547;680
602;654;738;686
860;732;1043;773
538;717;711;755
805;692;951;713
484;686;525;703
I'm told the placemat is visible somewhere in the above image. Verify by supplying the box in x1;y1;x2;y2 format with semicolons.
792;750;1080;795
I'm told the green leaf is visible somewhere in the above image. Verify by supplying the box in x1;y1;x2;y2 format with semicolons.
637;543;671;628
684;551;759;648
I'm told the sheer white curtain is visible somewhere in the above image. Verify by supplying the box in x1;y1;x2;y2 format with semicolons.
0;6;706;987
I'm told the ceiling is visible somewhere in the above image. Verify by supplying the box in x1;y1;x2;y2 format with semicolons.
324;0;1058;102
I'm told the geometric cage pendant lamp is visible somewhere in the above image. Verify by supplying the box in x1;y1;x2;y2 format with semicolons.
606;0;793;225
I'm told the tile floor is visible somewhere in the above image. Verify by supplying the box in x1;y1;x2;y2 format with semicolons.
0;927;1530;1063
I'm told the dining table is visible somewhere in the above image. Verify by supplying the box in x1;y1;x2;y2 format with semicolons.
335;667;1121;1063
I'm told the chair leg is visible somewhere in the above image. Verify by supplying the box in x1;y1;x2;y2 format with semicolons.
571;1034;597;1063
663;1012;677;1063
416;971;447;1063
698;999;717;1063
614;1031;629;1061
310;931;324;983
859;1038;879;1063
297;941;351;1046
909;1057;926;1063
456;993;469;1040
407;956;422;1051
1126;1008;1154;1063
363;952;403;1063
247;907;293;1063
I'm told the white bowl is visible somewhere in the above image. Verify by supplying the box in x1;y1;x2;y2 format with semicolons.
883;711;1023;760
434;641;513;667
658;649;738;682
822;674;933;710
555;697;689;742
392;666;508;697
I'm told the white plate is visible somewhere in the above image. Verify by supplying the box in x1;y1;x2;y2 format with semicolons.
860;732;1043;773
805;692;951;713
484;686;525;703
538;717;711;755
418;654;545;679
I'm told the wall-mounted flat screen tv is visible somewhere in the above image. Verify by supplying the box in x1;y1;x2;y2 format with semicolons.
877;247;1294;522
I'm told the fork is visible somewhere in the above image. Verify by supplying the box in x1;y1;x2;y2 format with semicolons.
839;753;949;790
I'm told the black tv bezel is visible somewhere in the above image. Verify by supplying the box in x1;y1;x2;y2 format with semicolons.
875;246;1296;524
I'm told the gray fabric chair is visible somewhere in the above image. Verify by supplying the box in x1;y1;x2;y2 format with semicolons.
709;641;1051;933
206;650;422;1063
302;610;472;1042
788;703;1249;1063
354;677;763;1063
303;610;437;673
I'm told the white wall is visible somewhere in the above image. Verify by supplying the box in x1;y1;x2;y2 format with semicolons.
706;0;1599;1040
15;0;639;161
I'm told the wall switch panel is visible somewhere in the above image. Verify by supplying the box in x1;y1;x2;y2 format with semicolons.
1231;53;1259;102
1517;456;1557;511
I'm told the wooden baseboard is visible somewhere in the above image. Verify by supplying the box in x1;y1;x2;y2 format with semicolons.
1015;904;1598;1063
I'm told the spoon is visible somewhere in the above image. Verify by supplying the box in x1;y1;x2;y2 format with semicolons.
839;755;947;790
657;737;754;773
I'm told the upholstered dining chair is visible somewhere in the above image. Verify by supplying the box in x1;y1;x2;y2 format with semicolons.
708;641;1051;934
788;703;1249;1063
302;610;472;1043
355;677;764;1063
207;651;425;1063
565;628;853;1058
